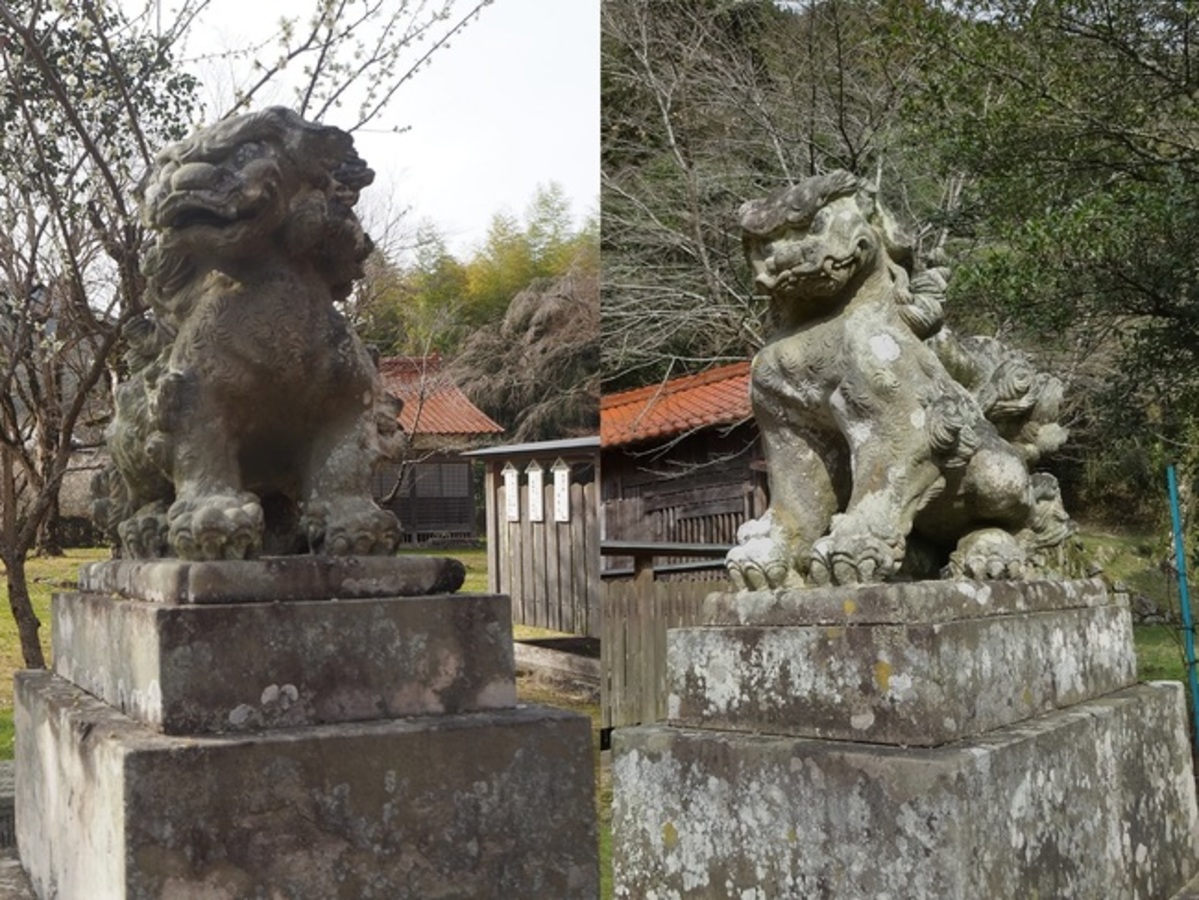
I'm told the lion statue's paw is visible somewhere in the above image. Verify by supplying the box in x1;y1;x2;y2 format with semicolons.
726;512;802;590
808;529;903;586
726;545;792;591
943;528;1031;581
168;493;265;560
117;501;170;559
303;498;400;556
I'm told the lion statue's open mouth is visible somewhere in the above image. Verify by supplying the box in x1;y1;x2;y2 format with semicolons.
755;235;874;300
726;170;1073;589
94;107;401;561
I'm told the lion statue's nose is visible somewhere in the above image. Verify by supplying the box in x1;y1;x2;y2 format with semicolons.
170;161;224;191
771;241;823;275
767;242;801;272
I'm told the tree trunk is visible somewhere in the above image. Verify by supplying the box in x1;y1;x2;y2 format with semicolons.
2;444;45;667
35;494;63;557
5;554;45;669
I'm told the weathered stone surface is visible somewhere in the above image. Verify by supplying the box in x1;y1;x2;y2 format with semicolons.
726;170;1073;590
614;682;1199;899
54;589;515;734
17;670;598;900
670;579;1135;746
78;554;465;604
703;576;1111;626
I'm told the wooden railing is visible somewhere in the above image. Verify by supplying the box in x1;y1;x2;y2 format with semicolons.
600;541;733;731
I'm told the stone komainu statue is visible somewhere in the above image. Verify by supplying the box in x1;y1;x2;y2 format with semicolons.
94;107;403;560
726;170;1074;590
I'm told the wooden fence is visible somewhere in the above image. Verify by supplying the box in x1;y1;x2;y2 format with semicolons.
492;479;600;638
600;542;732;730
604;491;748;550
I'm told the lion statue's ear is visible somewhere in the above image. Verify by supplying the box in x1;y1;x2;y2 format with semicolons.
255;107;353;175
856;179;913;272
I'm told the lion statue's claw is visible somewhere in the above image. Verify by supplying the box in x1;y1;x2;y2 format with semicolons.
304;500;400;557
117;502;170;559
809;533;899;587
943;528;1031;581
726;550;789;591
168;493;264;561
727;512;801;590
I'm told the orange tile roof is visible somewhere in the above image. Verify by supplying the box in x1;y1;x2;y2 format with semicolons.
601;361;752;447
379;355;504;437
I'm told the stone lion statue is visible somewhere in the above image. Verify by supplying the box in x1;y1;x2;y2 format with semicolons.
95;107;403;560
726;170;1074;590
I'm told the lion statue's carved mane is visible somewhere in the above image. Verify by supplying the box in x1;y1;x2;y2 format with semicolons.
726;170;1073;589
95;107;402;560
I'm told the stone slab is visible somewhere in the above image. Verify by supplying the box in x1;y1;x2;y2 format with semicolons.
514;640;602;685
704;577;1112;626
16;670;598;900
54;590;517;734
670;580;1136;746
79;555;465;604
614;682;1199;899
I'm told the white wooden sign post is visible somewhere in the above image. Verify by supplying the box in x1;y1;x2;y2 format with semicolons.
526;461;545;522
552;458;571;522
503;462;520;522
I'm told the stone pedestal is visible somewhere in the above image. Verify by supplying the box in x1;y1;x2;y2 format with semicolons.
613;579;1199;898
16;557;598;899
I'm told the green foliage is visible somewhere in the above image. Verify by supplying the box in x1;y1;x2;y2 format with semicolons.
463;211;537;326
354;182;596;360
355;226;471;355
463;184;594;327
350;182;598;441
900;0;1199;519
453;257;600;442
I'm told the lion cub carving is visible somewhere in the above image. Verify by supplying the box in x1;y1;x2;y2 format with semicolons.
726;171;1073;589
95;107;402;560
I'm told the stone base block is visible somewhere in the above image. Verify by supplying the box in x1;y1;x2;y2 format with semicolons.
614;682;1198;899
78;555;466;604
17;670;597;900
53;590;516;734
671;578;1135;745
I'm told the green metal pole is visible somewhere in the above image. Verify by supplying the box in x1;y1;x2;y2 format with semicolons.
1165;464;1199;750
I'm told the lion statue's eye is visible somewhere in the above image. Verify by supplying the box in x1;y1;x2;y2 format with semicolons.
231;141;268;167
784;211;811;231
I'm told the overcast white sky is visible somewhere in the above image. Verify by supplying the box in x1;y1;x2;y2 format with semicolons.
174;0;599;257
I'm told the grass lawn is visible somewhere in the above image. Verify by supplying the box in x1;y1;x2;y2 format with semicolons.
1136;624;1191;681
0;547;109;757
